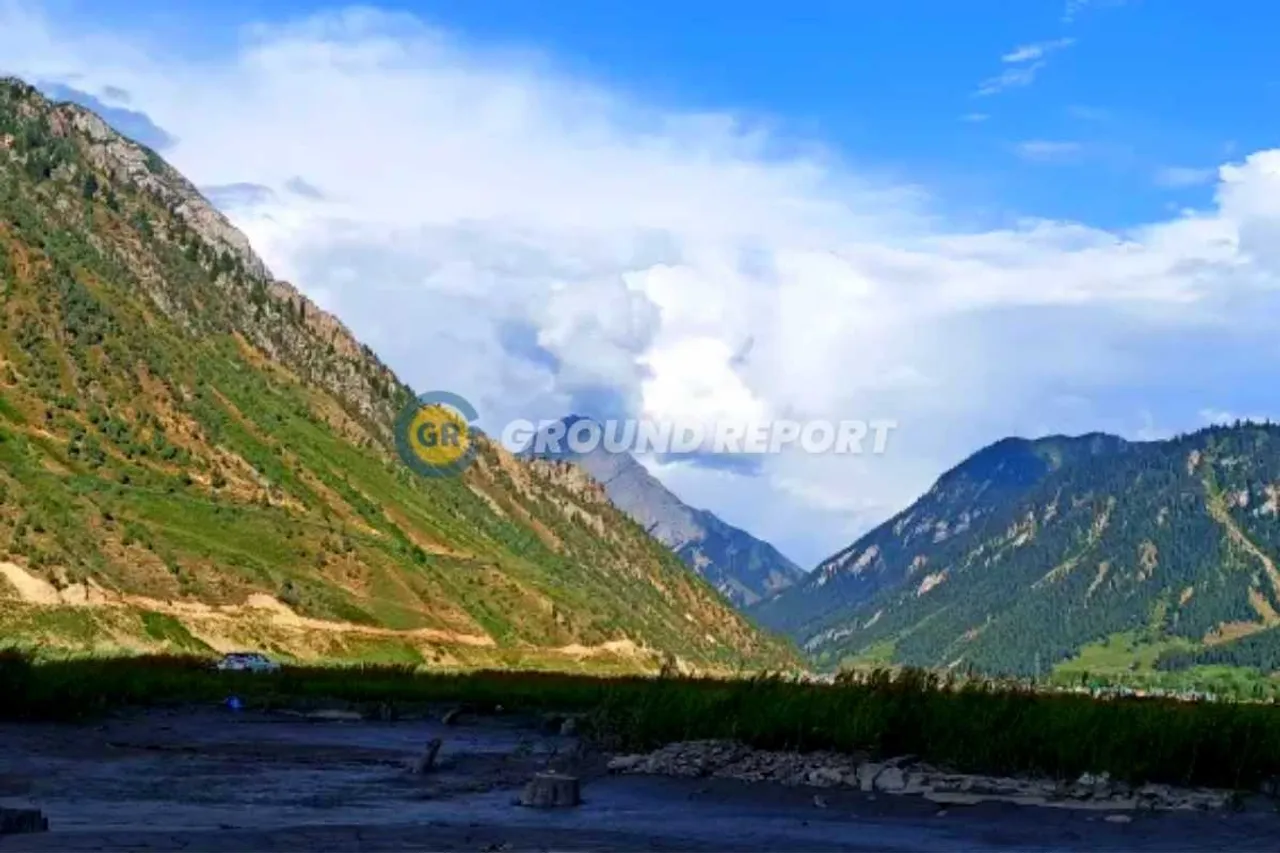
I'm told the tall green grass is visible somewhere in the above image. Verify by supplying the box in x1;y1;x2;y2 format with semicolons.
3;651;1279;790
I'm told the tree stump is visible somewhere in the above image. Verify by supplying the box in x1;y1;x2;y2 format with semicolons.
0;808;49;835
411;738;442;774
519;772;580;808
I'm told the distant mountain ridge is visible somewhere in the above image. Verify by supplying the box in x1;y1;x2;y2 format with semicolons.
525;416;804;607
749;426;1280;678
751;433;1128;638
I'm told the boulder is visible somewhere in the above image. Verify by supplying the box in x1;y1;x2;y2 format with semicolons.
857;762;882;792
606;754;646;773
874;766;908;793
806;767;845;788
519;772;581;808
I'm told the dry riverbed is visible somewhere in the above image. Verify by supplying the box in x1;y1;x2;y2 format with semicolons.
1;706;1278;851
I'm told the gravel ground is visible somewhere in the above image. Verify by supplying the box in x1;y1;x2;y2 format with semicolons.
1;707;1278;852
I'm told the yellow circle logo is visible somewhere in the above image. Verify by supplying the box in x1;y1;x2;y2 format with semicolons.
395;391;479;477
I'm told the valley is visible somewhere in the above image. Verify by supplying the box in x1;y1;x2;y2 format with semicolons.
2;4;1280;849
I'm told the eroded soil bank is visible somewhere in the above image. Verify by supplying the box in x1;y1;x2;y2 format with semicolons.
1;707;1278;852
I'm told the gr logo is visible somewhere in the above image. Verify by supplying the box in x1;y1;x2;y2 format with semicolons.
394;391;479;478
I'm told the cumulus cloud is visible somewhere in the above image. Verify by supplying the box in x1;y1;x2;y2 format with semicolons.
3;3;1280;565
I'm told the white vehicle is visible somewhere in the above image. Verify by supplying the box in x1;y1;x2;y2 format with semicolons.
214;652;281;673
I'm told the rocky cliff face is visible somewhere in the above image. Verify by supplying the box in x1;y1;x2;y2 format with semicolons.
48;91;402;440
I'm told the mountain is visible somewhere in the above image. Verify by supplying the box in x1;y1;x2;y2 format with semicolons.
0;78;796;672
524;417;804;607
750;425;1280;678
750;434;1127;638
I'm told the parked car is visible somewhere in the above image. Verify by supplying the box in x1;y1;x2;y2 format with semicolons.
214;652;281;673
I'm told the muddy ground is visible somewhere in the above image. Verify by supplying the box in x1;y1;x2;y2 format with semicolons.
1;707;1278;851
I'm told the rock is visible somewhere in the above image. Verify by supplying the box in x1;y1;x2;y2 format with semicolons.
903;772;930;794
883;754;918;768
592;741;1237;814
559;717;579;737
806;767;845;788
812;794;828;809
874;766;907;793
518;772;581;808
411;738;442;774
0;808;49;835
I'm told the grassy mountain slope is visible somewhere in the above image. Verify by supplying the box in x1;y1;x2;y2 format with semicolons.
0;79;796;672
753;425;1280;678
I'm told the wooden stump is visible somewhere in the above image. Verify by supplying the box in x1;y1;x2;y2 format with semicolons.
0;808;49;835
411;738;442;774
519;772;580;808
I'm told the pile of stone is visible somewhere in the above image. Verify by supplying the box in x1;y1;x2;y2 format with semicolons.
606;740;1233;811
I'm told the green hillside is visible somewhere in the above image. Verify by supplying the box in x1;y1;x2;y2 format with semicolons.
754;425;1280;680
0;78;796;672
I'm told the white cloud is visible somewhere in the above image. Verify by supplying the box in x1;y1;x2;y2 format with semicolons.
1154;166;1217;189
975;61;1047;97
976;37;1075;97
1014;140;1084;163
1063;0;1131;24
1199;408;1273;426
5;3;1280;566
1066;104;1108;121
1002;38;1075;64
961;112;989;123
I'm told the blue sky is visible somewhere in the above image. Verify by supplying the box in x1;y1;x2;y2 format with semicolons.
6;0;1280;566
